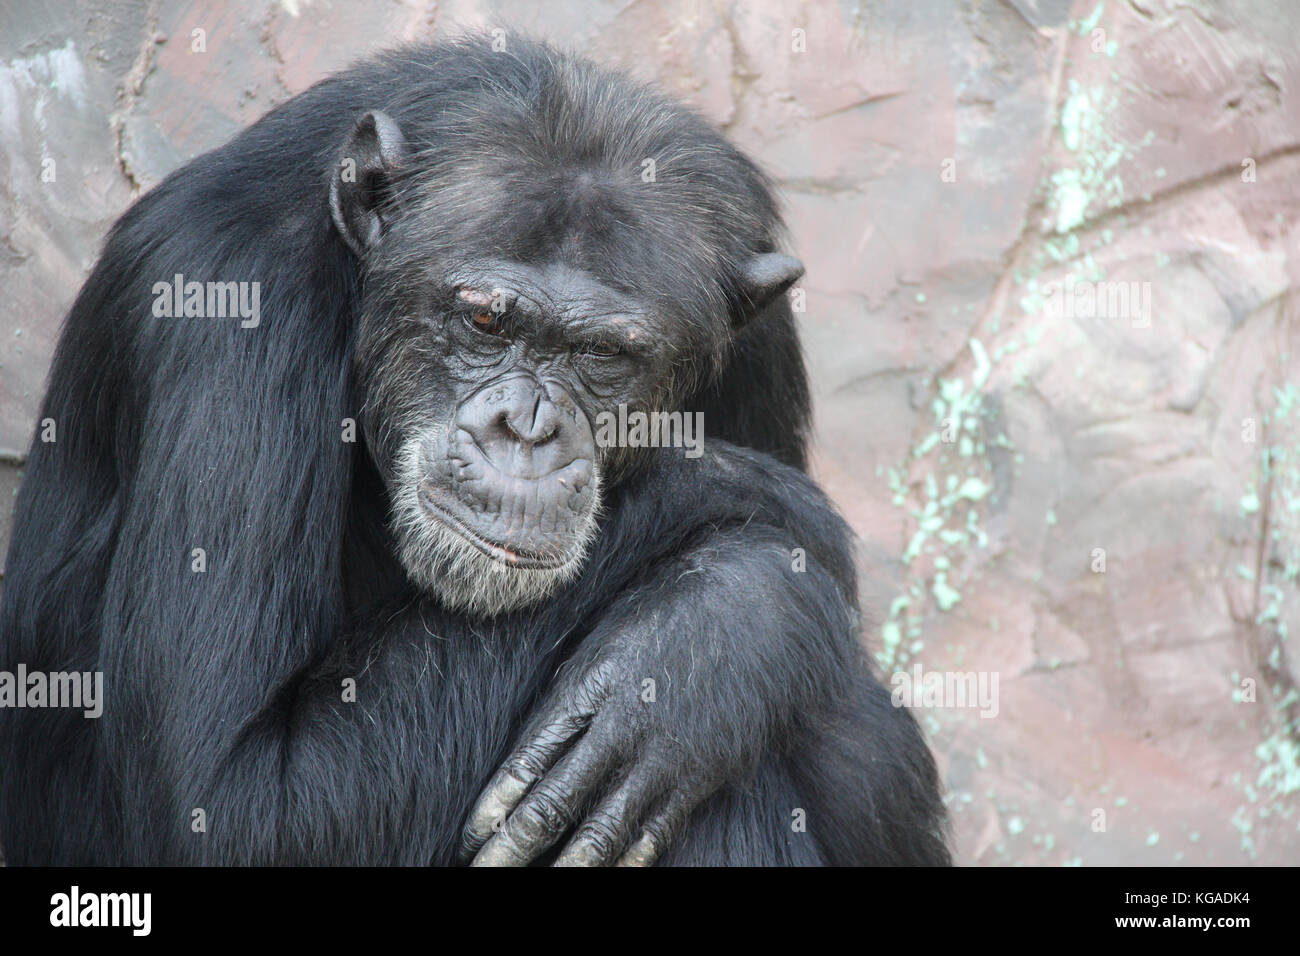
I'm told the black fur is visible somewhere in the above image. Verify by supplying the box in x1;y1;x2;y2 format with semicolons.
0;36;947;865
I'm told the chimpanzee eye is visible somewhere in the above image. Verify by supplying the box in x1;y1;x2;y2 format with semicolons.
463;311;509;337
576;340;622;358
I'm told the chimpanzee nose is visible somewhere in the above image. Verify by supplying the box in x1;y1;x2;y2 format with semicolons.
454;376;591;476
500;392;558;446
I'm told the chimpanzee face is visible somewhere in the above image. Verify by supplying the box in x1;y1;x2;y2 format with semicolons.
330;109;801;615
355;257;680;616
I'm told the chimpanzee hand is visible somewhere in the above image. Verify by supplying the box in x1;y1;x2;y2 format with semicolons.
457;648;719;867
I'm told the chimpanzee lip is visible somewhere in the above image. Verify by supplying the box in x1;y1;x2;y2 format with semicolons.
417;485;577;570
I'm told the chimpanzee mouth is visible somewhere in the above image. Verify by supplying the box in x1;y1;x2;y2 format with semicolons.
394;434;602;614
416;485;577;570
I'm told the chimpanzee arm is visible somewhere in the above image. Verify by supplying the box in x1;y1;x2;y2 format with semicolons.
458;442;880;865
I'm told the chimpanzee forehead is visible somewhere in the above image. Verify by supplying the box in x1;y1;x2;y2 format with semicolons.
385;186;727;328
401;151;731;310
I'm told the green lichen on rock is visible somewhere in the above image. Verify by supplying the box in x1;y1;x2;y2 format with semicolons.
877;338;1007;668
1229;379;1300;852
1048;78;1143;235
1071;2;1106;37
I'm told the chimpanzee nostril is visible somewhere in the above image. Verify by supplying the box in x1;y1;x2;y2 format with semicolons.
495;410;521;442
529;391;543;434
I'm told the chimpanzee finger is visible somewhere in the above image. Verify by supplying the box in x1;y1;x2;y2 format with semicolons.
614;786;697;867
457;701;591;862
469;725;618;866
552;766;660;866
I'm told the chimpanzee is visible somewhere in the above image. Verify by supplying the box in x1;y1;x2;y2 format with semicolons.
0;35;948;866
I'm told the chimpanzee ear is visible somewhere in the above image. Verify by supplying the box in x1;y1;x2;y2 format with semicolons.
735;252;805;324
329;110;409;256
